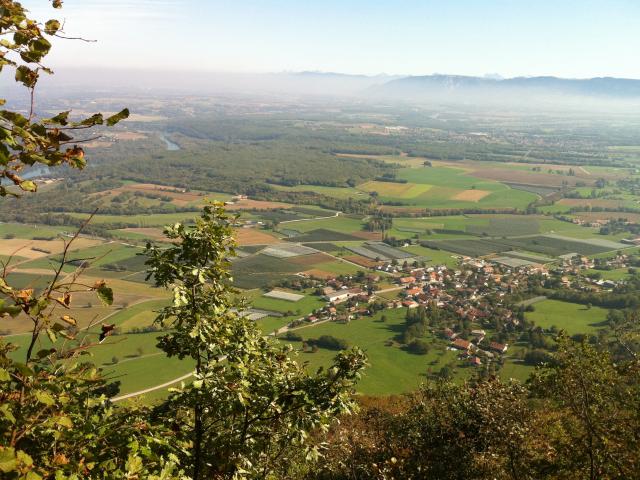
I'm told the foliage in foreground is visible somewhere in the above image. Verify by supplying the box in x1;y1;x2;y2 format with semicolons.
313;337;640;480
144;202;366;479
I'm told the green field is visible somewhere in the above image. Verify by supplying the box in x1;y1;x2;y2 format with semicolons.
248;291;325;316
278;309;468;395
425;234;627;258
365;166;540;210
271;184;368;200
20;242;143;272
0;223;69;239
525;300;609;334
285;215;365;234
66;212;199;227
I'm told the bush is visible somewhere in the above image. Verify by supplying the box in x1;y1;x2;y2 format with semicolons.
524;349;553;366
407;339;429;355
307;335;349;351
284;332;302;341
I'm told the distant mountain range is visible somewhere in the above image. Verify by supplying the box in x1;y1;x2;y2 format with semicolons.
6;69;640;105
370;74;640;100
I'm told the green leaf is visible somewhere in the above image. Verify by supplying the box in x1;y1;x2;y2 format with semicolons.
14;66;37;88
55;415;73;428
25;471;43;480
44;19;61;35
46;110;70;126
0;299;22;317
0;405;16;424
0;368;10;382
16;450;33;467
35;390;55;406
46;328;57;343
80;113;103;126
96;285;113;306
106;108;130;126
0;447;17;473
18;180;37;192
13;363;34;377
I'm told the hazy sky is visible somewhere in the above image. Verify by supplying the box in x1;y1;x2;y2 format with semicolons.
25;0;640;78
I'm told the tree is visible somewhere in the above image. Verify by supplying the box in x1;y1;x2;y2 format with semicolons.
0;3;177;478
0;1;128;198
145;203;366;478
530;336;640;479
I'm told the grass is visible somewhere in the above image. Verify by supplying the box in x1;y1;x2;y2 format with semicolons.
525;300;609;334
582;268;632;281
20;242;143;272
278;309;466;395
402;245;459;267
378;166;539;210
286;216;365;234
311;260;362;275
104;299;170;330
285;229;363;242
0;223;68;239
6;330;193;397
500;360;536;382
249;293;325;315
66;212;199;227
271;184;367;200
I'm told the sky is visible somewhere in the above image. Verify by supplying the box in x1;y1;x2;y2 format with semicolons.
24;0;640;79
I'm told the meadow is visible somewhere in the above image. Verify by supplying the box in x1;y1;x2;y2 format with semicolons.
525;299;609;334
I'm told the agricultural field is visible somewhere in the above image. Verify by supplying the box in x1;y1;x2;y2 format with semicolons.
271;184;369;200
5;99;640;406
0;223;69;239
234;228;281;246
388;166;539;210
231;254;302;289
424;233;629;258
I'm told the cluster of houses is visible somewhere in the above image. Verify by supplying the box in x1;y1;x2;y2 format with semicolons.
445;329;508;367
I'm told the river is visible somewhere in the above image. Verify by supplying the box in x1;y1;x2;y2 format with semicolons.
158;133;180;151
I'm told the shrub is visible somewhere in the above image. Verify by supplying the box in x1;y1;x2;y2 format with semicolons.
407;339;430;355
307;335;349;351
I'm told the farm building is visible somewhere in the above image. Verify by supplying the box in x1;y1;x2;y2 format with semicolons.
489;342;508;354
452;338;471;351
325;288;362;303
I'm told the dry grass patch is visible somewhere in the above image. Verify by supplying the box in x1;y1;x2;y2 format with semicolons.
452;189;491;202
574;211;640;223
343;255;382;268
0;238;103;260
234;228;280;246
351;231;384;240
471;168;585;187
301;269;335;279
286;253;333;266
558;198;626;209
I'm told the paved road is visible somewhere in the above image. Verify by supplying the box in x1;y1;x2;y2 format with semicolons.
111;371;195;402
279;211;341;224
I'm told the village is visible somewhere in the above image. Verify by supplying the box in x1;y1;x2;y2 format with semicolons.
264;244;638;371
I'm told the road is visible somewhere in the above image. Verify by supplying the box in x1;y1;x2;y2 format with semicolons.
111;371;195;402
279;211;341;224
